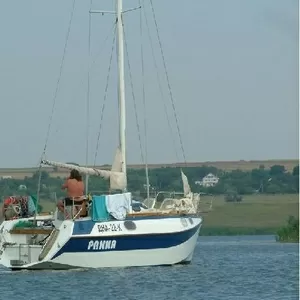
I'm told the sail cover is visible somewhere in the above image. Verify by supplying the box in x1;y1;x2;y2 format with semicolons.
41;159;126;190
111;147;122;172
110;147;126;190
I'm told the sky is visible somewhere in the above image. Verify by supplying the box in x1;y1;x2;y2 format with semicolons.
0;0;298;168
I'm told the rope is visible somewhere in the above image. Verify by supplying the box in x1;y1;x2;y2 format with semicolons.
93;24;117;166
142;1;179;161
35;0;77;222
149;0;187;165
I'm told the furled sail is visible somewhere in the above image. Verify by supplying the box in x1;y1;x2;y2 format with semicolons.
181;170;191;196
41;160;125;189
110;147;126;190
111;147;122;172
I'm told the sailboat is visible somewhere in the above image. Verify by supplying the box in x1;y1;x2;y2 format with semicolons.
0;0;203;270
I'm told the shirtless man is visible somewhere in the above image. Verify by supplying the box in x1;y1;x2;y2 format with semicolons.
57;169;85;214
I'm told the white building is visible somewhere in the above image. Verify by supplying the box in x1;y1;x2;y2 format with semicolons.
195;173;219;187
18;184;27;190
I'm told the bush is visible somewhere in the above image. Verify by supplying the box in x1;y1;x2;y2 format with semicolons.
276;216;299;243
224;192;243;202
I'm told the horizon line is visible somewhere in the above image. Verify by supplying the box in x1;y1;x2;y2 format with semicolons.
0;158;298;170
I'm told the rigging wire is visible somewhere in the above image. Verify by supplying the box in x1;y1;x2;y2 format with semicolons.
85;0;93;194
52;21;117;137
35;0;77;221
93;24;117;166
122;23;146;173
141;1;179;162
139;1;150;199
40;0;77;159
149;0;187;165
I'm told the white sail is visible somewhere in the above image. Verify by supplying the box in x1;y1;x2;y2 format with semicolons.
110;172;126;191
181;170;191;196
111;147;122;172
110;147;126;190
41;159;125;183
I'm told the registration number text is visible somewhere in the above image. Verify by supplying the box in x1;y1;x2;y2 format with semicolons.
97;223;122;233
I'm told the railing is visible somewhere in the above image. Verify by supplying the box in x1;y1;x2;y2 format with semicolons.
63;197;89;220
88;190;112;195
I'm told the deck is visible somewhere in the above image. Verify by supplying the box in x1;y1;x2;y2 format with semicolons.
9;228;54;235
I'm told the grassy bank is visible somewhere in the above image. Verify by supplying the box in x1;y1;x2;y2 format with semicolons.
39;194;299;236
200;227;277;236
199;194;299;236
39;200;56;212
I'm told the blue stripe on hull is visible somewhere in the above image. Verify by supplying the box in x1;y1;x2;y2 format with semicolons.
53;224;200;259
72;214;199;235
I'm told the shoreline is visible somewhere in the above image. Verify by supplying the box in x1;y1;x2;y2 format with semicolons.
199;226;277;236
200;226;299;243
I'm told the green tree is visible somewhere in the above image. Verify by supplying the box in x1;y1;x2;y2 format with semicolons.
292;165;299;176
32;170;49;181
276;216;299;243
270;165;285;176
292;165;299;192
266;183;281;194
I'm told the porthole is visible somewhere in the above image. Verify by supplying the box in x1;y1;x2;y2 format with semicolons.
123;220;137;230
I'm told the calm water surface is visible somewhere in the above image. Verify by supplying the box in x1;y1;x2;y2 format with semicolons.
0;235;298;300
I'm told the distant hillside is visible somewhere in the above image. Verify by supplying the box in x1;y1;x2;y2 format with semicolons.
0;159;297;179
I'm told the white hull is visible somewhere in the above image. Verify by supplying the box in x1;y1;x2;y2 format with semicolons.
1;0;205;271
0;215;202;270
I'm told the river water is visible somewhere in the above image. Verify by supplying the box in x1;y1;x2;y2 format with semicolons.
0;235;298;300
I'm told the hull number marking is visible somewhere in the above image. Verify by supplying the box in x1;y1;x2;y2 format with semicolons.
97;223;122;233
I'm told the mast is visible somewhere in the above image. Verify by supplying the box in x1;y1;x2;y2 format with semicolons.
116;0;127;191
85;2;92;195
